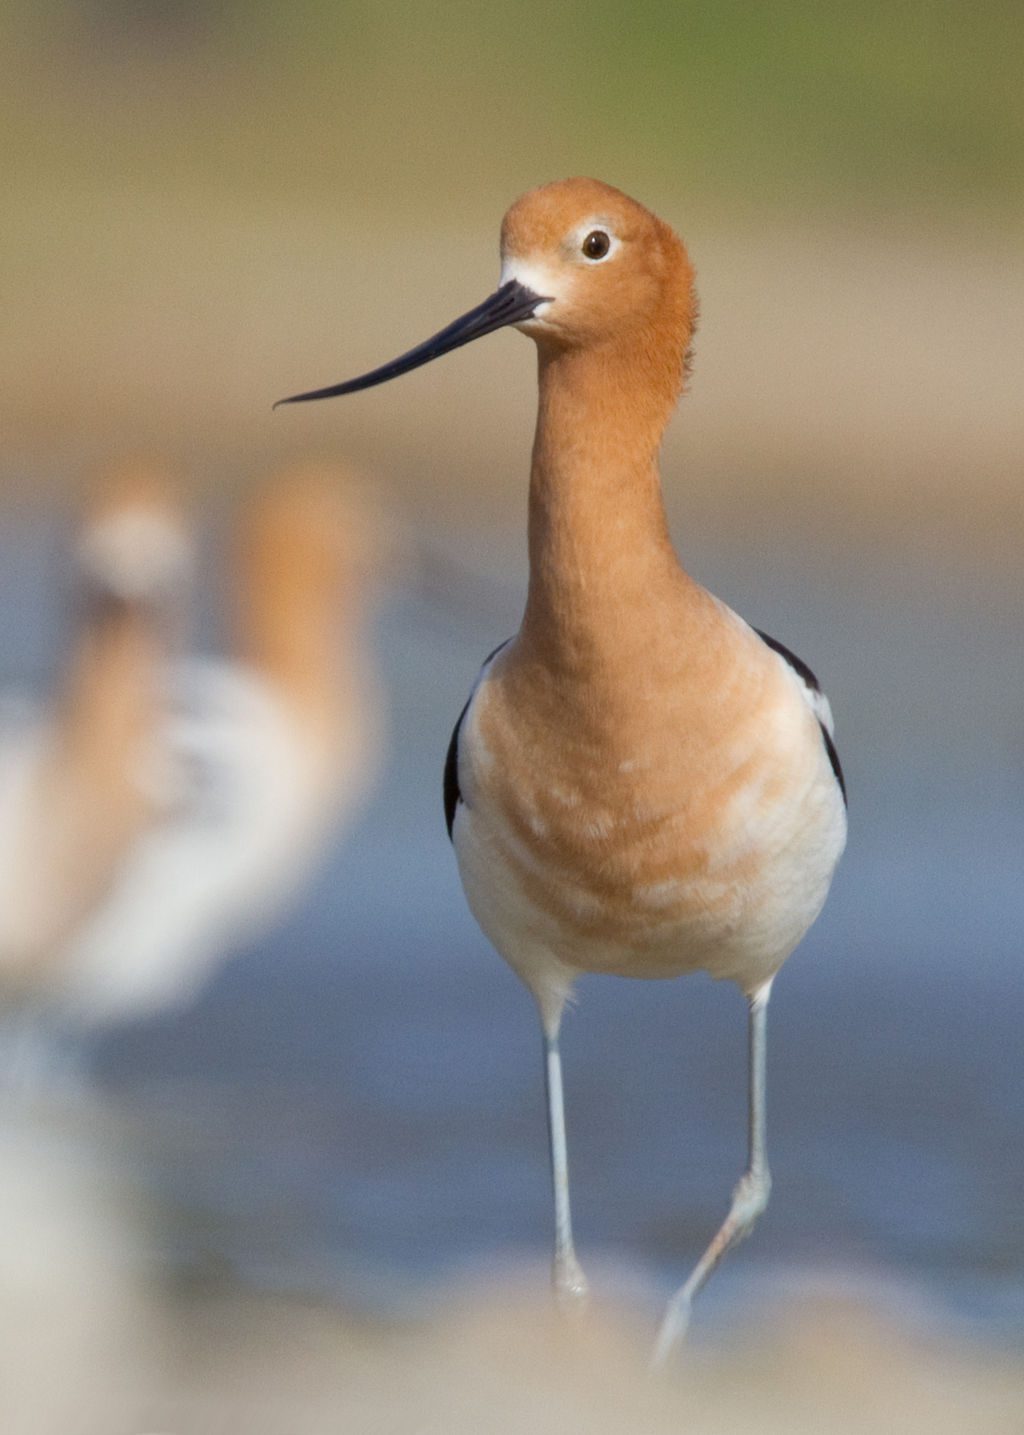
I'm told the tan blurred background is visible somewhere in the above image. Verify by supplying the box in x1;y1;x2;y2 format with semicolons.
3;0;1021;571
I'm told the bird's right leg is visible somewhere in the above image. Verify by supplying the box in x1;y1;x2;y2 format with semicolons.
651;979;774;1365
541;999;589;1305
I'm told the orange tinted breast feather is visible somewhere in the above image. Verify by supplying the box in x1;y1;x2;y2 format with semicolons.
470;629;804;943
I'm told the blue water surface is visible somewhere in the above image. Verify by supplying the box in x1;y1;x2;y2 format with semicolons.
2;510;1021;1344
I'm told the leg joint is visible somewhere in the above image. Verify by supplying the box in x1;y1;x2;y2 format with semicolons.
731;1165;772;1234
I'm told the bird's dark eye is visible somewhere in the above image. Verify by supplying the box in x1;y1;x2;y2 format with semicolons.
582;230;611;260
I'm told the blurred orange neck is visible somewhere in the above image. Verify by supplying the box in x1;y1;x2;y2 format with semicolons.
237;575;364;740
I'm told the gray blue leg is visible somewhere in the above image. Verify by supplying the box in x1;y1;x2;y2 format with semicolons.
652;979;773;1365
542;1013;589;1304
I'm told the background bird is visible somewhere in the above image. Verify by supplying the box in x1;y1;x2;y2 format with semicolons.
0;462;191;1079
0;461;381;1074
60;460;383;1028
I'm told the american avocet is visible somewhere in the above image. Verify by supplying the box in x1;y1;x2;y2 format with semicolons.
0;464;191;1073
58;463;381;1027
278;179;847;1357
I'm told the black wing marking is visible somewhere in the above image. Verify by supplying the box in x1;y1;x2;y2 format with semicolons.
755;629;822;694
443;697;470;840
756;628;847;807
819;724;847;805
443;639;511;841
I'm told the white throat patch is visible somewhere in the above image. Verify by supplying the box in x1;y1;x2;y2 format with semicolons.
499;258;561;316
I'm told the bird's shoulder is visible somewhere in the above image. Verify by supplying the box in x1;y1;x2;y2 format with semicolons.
754;628;846;805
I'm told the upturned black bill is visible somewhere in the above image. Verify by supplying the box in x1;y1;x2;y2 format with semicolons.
275;280;548;407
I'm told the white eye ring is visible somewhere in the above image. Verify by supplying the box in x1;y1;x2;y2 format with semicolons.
574;222;620;264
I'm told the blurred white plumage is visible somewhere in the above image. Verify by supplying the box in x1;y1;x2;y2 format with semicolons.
0;464;191;1020
0;461;380;1053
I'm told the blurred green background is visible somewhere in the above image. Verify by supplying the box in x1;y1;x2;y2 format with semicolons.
3;0;1021;573
5;1;1022;214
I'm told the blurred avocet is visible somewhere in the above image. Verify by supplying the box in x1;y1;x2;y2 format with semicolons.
0;463;191;1073
0;462;379;1063
61;461;382;1027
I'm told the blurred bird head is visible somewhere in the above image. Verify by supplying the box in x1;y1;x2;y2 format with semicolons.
75;459;192;619
231;459;384;694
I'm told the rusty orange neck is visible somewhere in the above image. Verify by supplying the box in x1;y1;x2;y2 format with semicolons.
520;338;697;668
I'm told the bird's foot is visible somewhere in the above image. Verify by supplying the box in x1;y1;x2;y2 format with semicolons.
553;1251;590;1310
650;1290;692;1369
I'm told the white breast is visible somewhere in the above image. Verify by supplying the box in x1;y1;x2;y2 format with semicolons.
452;658;846;1011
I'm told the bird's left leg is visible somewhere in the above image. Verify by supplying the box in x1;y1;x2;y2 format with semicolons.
540;996;589;1306
652;978;774;1365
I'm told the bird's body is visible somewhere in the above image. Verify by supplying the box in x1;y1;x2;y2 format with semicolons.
453;606;844;1011
279;177;846;1357
59;649;372;1024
